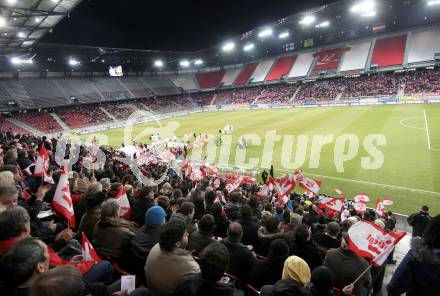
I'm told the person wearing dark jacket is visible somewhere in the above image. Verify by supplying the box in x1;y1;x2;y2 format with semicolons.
257;216;284;256
188;214;216;256
387;215;440;296
288;224;322;271
261;256;311;296
174;242;244;296
127;206;165;276
212;202;230;238
238;204;259;248
221;222;256;288
77;191;107;242
250;239;289;290
313;222;341;254
407;205;431;237
131;187;155;226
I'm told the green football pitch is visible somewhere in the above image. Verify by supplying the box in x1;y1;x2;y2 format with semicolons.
80;104;440;215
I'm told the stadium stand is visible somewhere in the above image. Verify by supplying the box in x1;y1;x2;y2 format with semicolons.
169;74;198;91
141;76;180;96
20;79;69;107
56;105;112;128
196;70;225;89
0;116;29;134
339;41;371;72
119;77;154;98
14;111;63;132
55;78;101;103
249;59;275;82
370;35;407;67
403;69;440;96
312;47;349;72
91;78;132;101
220;67;243;86
190;92;214;106
266;55;297;81
234;63;258;85
407;28;440;64
257;83;298;104
0;80;35;108
296;79;345;100
287;52;315;78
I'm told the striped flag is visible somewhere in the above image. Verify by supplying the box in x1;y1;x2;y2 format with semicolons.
52;167;75;227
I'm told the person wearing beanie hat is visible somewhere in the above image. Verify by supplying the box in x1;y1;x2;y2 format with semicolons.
145;206;166;227
77;191;107;242
76;177;91;194
127;206;165;277
260;255;311;296
309;266;334;295
250;239;290;290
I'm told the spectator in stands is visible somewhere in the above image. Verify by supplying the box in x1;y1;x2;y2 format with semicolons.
30;265;84;296
188;214;216;256
309;265;354;296
0;237;50;295
221;222;256;287
260;256;311;296
387;215;440;296
128;205;166;276
313;222;341;258
175;242;244;296
324;232;371;296
288;224;322;271
0;206;30;255
0;185;18;209
170;201;197;234
92;198;135;262
250;238;290;290
238;204;260;248
145;220;200;296
407;205;431;237
257;216;284;256
131;186;155;226
77;191;107;242
212;202;230;238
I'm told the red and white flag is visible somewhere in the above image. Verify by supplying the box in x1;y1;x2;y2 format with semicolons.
353;202;367;214
226;175;244;193
82;233;101;263
115;186;131;219
354;193;370;204
383;198;394;206
256;178;274;199
376;198;385;217
273;174;296;198
347;220;406;266
34;144;49;177
299;178;321;195
52;167;75;227
335;189;344;196
319;197;345;213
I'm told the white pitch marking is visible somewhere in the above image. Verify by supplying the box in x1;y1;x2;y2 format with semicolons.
423;109;432;150
399;116;424;130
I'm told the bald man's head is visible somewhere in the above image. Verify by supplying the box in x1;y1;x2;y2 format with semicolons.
227;222;243;243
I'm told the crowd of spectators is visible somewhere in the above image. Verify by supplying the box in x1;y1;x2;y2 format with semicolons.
296;80;345;101
257;84;299;104
0;129;438;296
402;69;440;96
57;105;112;128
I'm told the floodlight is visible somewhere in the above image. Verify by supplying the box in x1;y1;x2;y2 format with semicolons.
428;0;440;5
243;43;255;51
258;28;273;38
299;15;316;26
10;57;33;65
35;17;41;23
7;0;17;5
179;60;190;67
351;1;376;17
316;21;330;28
154;60;163;67
69;59;80;66
194;59;203;65
0;17;6;28
222;42;235;52
17;32;25;38
278;31;289;39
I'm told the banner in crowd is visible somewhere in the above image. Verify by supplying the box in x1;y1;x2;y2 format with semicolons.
115;186;131;219
52;167;75;228
347;220;406;266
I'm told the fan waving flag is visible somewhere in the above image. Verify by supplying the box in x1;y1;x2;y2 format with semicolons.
354;193;370;204
115;186;131;219
273;174;296;198
256;178;274;199
376;198;385;217
226;175;244;193
353;202;367;214
34;144;49;177
347;220;406;266
319;197;345;213
82;233;101;263
299;178;321;195
52;167;75;228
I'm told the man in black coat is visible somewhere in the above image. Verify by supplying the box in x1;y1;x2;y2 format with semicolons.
249;239;289;290
174;242;244;296
287;224;322;271
126;206;165;276
313;222;341;258
407;205;431;237
188;214;216;256
131;187;155;226
221;222;256;287
238;204;259;248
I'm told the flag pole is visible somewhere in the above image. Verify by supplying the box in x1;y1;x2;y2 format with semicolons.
352;264;372;285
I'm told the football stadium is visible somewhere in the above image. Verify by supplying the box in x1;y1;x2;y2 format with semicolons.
0;0;440;295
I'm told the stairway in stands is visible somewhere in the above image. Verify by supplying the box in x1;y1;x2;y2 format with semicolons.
50;113;70;131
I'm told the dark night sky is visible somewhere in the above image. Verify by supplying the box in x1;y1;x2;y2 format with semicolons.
41;0;341;51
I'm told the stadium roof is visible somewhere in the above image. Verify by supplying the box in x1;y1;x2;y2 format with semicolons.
0;0;83;53
1;0;440;72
